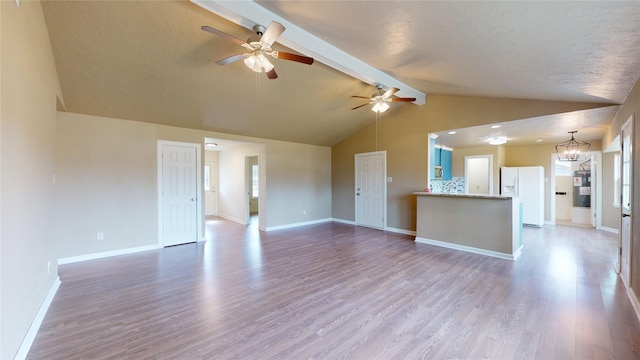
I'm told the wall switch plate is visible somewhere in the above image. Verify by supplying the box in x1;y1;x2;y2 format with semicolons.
387;177;393;182
97;232;104;241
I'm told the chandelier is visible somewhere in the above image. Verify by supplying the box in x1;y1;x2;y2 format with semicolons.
555;131;590;161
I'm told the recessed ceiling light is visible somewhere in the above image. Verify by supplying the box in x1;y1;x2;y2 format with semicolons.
491;125;501;129
536;139;543;142
487;137;507;145
448;131;457;135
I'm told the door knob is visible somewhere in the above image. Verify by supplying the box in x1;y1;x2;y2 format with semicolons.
622;213;630;218
356;193;360;196
191;198;196;201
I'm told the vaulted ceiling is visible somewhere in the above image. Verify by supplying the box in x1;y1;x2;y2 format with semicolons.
41;1;640;147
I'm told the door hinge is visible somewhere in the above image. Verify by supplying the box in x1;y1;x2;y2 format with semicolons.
620;247;623;256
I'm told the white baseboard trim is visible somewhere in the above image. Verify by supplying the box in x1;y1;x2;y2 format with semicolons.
628;288;640;324
415;237;518;261
545;220;555;226
598;226;619;234
512;245;523;261
216;214;247;225
331;218;356;226
58;244;162;265
266;218;332;231
15;276;61;360
385;227;416;236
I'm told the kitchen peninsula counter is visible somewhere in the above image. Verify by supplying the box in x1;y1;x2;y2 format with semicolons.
413;192;522;260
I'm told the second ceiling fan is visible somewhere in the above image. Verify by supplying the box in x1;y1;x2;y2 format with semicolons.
352;85;417;113
201;21;314;79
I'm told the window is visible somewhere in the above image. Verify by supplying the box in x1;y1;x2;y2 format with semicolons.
555;160;571;176
204;165;210;191
252;164;259;198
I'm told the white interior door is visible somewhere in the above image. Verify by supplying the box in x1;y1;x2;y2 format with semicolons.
355;152;386;229
204;160;217;216
620;118;632;287
161;144;198;246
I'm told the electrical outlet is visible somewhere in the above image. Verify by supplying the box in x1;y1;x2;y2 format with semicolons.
302;210;307;215
97;232;104;241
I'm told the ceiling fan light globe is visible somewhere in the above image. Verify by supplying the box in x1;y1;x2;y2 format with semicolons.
257;54;274;72
371;101;389;113
244;52;274;73
243;55;259;72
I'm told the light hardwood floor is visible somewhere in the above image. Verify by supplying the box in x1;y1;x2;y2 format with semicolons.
28;219;640;359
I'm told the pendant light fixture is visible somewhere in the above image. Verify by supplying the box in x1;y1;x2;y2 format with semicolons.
555;131;590;161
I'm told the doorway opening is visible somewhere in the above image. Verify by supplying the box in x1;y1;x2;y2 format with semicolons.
464;155;493;195
204;159;218;217
246;155;260;227
204;138;265;235
550;152;602;228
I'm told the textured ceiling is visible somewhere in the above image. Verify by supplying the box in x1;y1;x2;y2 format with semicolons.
41;1;640;147
431;106;620;149
259;0;640;104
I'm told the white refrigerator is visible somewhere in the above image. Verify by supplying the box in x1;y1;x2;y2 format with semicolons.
501;166;544;227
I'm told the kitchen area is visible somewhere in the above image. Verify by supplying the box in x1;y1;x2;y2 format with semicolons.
413;132;557;261
416;126;606;261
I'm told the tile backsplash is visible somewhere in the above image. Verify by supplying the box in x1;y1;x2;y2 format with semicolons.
429;177;465;194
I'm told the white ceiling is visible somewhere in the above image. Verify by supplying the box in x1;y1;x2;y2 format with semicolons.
41;1;640;147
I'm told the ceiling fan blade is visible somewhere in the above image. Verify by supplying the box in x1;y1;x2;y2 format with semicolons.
382;87;400;100
391;97;417;102
201;25;246;46
260;21;285;46
351;103;371;110
215;53;246;65
351;95;371;99
266;68;278;80
274;51;314;65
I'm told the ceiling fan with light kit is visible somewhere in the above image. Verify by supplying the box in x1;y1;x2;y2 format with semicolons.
201;21;314;79
351;85;417;113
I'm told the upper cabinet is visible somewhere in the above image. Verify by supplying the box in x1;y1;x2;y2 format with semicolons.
441;148;452;180
429;136;452;180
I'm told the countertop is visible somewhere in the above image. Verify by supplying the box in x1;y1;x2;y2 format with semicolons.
412;192;515;200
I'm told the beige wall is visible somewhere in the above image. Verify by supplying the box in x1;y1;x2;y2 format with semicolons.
264;138;332;227
332;94;611;231
1;1;62;358
56;113;158;258
55;112;332;259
